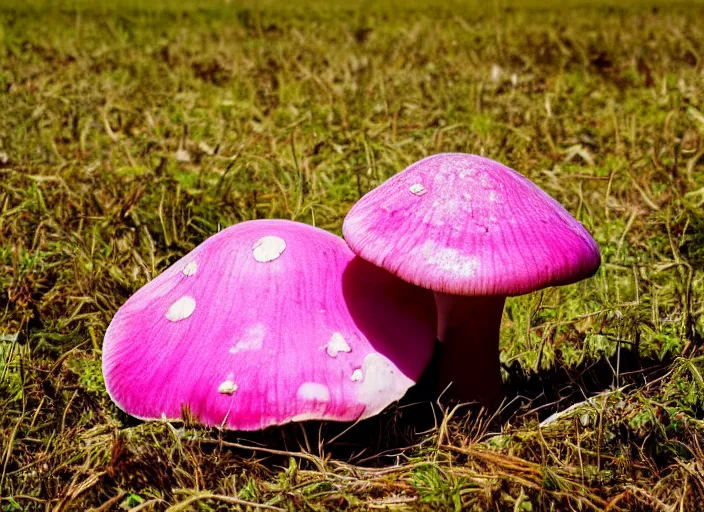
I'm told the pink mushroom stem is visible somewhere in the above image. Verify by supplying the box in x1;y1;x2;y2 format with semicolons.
434;292;506;407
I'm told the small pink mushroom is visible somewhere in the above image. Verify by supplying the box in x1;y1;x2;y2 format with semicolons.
102;219;436;430
343;153;601;407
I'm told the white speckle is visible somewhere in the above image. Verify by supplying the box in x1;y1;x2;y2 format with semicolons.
438;157;481;189
230;324;265;353
490;64;502;83
510;73;518;87
420;241;480;277
439;157;474;179
175;148;191;163
580;413;591;427
357;353;414;419
351;369;363;382
182;261;197;276
218;380;238;395
423;198;459;227
324;332;351;357
488;191;498;202
459;168;476;179
409;183;427;196
165;296;196;322
297;383;330;402
252;236;286;263
198;141;215;155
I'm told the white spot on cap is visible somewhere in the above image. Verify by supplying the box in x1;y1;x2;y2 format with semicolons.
324;332;351;357
165;296;196;322
423;196;462;227
218;380;238;395
488;191;499;202
252;236;286;262
182;261;197;276
297;383;330;402
357;353;414;419
409;183;427;196
421;241;480;277
351;369;363;382
230;324;265;354
439;156;476;180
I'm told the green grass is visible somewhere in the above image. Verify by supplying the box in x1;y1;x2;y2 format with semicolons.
1;0;704;510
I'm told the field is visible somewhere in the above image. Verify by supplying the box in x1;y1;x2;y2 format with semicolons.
1;0;704;510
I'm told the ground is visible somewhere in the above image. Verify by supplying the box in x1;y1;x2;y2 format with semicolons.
1;0;704;510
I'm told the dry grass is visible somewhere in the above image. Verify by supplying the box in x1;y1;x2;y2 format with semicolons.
1;0;704;510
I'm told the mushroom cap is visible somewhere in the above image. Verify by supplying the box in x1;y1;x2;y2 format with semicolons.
102;220;436;431
343;153;601;296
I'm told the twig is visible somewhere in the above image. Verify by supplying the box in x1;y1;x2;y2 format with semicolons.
166;492;285;512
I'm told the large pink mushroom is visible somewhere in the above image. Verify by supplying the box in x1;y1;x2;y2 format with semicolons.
102;219;436;431
343;153;601;407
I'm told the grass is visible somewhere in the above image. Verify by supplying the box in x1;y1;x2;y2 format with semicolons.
1;0;704;509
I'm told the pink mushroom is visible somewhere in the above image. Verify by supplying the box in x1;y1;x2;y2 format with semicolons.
343;153;601;407
102;219;437;431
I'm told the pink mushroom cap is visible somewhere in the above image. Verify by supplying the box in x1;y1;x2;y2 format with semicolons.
343;153;601;296
102;219;436;431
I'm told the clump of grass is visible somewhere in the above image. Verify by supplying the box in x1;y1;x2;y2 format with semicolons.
1;0;704;510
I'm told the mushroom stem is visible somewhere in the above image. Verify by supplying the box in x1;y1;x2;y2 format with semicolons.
433;292;506;408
